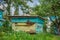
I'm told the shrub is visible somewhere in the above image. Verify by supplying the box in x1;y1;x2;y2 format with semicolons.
2;19;12;32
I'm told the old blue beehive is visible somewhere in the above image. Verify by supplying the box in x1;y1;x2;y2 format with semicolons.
8;16;44;33
0;9;3;26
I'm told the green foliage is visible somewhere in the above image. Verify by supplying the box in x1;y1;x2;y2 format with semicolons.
33;0;60;16
43;20;47;32
5;0;33;14
2;20;12;32
0;31;60;40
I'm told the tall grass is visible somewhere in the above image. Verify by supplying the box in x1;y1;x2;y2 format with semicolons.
0;31;60;40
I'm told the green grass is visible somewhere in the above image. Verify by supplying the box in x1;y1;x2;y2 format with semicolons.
0;31;60;40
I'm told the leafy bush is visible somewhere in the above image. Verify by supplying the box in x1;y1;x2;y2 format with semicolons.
2;20;12;32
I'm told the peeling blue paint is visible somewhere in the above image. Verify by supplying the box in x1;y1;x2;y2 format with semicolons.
0;10;3;26
11;17;44;24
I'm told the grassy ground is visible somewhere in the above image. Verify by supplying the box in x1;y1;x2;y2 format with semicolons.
0;31;60;40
